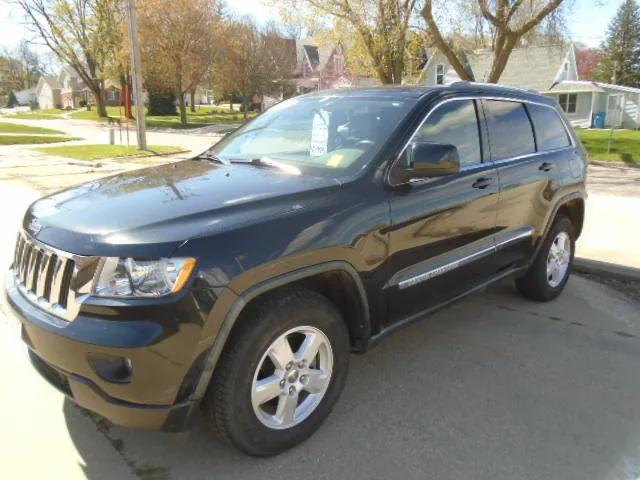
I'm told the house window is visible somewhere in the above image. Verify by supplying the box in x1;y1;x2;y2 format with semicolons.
436;64;445;85
558;93;577;114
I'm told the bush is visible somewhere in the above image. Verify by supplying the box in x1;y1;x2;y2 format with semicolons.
6;92;18;108
79;99;87;108
148;92;178;116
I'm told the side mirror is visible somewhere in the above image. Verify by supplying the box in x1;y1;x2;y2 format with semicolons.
404;141;461;178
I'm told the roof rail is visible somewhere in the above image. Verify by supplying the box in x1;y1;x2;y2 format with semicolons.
449;81;540;94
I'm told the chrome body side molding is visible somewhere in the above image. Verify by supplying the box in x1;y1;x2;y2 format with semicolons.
388;227;534;290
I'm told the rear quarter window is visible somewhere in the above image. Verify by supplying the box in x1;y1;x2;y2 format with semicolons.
527;103;571;151
484;100;535;160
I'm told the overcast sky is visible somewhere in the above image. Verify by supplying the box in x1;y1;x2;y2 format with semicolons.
0;0;625;56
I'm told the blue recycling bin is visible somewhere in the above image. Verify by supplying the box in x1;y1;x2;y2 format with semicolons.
594;112;606;129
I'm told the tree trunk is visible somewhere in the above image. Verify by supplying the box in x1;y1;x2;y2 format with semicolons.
190;90;196;113
242;97;249;121
94;88;108;118
422;0;475;82
178;92;187;125
125;79;134;119
487;33;518;83
229;98;233;111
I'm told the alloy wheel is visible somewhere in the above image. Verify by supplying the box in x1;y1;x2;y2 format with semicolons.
546;231;571;288
251;326;333;430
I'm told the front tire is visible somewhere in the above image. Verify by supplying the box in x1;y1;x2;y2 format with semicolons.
204;288;349;456
515;215;575;302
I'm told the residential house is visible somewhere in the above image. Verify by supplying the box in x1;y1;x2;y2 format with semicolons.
421;44;640;129
422;44;577;90
35;67;124;110
292;39;353;93
546;81;640;129
57;66;92;108
35;76;62;109
13;87;36;106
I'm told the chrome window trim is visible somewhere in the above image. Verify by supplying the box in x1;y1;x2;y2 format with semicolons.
386;94;575;187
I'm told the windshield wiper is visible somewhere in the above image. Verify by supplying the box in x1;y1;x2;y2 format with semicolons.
230;158;301;175
230;157;276;168
195;152;229;165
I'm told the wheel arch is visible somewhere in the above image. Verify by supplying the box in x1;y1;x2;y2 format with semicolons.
533;192;585;259
190;261;371;402
557;197;585;238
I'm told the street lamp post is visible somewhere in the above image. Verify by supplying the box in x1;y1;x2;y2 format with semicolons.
126;0;147;150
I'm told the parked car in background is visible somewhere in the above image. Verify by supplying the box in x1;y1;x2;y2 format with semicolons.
5;83;587;456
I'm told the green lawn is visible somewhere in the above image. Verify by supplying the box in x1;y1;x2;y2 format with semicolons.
6;108;66;120
69;105;252;128
36;144;186;161
576;129;640;166
0;121;65;135
0;135;80;145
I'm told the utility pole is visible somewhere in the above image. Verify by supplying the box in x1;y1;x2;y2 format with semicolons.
126;0;147;150
612;60;618;85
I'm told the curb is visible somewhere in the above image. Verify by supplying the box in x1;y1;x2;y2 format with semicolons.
589;160;640;170
574;257;640;282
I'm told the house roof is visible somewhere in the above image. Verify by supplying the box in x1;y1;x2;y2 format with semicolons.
304;45;319;68
546;80;640;94
468;45;569;92
38;76;61;90
296;38;338;73
545;81;604;93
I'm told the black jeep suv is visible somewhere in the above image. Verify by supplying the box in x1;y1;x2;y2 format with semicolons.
5;83;587;456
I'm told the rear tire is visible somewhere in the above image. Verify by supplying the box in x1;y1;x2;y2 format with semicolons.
204;288;349;456
515;215;575;302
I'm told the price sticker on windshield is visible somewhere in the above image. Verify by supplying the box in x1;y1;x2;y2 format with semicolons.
309;110;330;157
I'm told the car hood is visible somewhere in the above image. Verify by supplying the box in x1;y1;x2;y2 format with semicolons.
25;160;341;257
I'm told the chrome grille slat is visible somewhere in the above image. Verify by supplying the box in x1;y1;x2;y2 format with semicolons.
20;241;31;284
35;251;52;298
49;257;67;306
10;231;97;322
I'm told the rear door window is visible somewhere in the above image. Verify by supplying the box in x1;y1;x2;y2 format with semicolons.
526;104;571;151
484;100;535;161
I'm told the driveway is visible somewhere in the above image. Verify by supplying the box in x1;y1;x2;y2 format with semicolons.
1;130;639;479
576;163;640;268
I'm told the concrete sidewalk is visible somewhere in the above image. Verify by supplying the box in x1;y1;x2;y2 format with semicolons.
576;163;640;269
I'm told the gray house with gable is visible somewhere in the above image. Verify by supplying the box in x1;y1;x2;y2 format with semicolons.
421;44;640;129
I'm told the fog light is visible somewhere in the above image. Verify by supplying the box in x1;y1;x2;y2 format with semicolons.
87;353;132;384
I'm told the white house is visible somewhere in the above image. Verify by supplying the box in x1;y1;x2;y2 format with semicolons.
58;66;92;108
544;81;640;129
35;76;62;109
35;66;94;109
421;44;640;129
13;87;36;106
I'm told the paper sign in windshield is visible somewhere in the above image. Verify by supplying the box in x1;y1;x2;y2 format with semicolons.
309;110;330;157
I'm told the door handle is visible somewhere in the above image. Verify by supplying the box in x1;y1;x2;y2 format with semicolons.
472;177;494;189
539;162;554;172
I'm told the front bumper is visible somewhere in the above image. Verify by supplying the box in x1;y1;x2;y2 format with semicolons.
5;272;219;431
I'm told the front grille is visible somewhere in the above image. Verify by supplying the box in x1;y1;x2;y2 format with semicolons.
11;232;99;321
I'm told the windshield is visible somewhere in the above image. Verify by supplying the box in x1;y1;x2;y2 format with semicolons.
206;94;416;176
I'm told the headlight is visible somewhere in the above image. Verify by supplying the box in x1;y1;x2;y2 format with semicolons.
93;257;197;298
